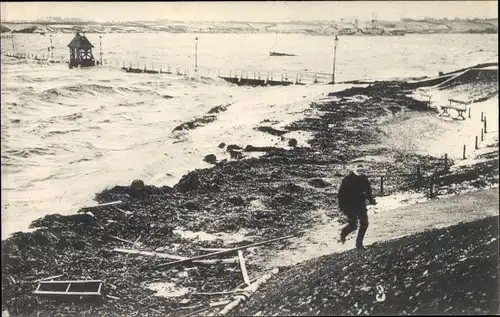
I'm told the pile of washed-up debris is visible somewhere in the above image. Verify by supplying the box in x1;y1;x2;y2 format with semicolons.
2;81;498;317
234;215;499;316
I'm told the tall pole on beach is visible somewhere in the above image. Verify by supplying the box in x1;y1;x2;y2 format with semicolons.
11;35;15;55
99;35;103;66
49;34;53;61
195;36;199;73
332;35;339;84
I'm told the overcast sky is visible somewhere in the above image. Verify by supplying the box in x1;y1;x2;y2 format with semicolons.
1;1;498;22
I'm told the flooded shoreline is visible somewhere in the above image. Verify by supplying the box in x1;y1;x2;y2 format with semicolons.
2;74;498;316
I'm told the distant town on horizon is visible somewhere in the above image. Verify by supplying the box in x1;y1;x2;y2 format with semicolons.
1;15;497;35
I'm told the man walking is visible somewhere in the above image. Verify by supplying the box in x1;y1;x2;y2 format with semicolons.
338;164;376;249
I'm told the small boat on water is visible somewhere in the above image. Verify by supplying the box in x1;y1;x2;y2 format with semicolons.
269;51;296;57
269;32;296;57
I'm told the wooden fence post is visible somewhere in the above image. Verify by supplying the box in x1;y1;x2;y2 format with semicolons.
380;176;384;196
484;117;487;133
481;112;484;122
416;165;421;187
468;107;471;119
475;136;479;150
429;175;434;199
481;128;484;141
463;145;466;159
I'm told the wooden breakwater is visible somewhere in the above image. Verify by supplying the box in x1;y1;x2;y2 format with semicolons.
120;63;331;86
2;51;333;86
2;52;67;64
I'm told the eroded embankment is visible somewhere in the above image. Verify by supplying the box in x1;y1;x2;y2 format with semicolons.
234;215;499;316
1;81;498;317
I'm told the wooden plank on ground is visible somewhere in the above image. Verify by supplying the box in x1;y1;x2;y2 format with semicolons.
39;280;102;284
191;291;239;296
209;300;231;307
34;274;64;283
216;268;279;316
199;247;231;252
237;250;250;286
114;248;185;260
113;248;238;264
153;234;295;269
34;291;101;296
82;201;122;209
109;235;138;245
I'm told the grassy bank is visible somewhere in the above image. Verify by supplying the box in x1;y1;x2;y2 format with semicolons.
234;215;499;316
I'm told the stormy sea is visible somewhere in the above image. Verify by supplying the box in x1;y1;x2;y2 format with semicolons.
1;32;497;238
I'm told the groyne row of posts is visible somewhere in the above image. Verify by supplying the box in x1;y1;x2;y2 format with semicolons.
1;50;333;86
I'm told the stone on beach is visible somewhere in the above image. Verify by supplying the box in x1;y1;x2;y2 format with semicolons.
204;154;217;164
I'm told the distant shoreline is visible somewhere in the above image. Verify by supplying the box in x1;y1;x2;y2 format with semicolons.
1;17;497;35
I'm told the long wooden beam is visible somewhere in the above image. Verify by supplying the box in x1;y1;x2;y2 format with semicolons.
153;234;295;269
81;201;122;209
114;248;238;265
238;250;250;286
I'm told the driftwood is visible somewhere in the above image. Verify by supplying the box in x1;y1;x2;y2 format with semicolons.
81;201;123;209
109;235;138;245
191;291;240;296
209;300;231;307
113;206;133;215
199;247;231;252
34;274;64;283
237;250;250;286
106;294;120;300
179;300;231;317
181;306;213;317
154;234;295;269
148;307;162;314
113;248;238;264
214;268;279;316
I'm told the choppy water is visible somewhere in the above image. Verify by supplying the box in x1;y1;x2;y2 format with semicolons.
1;33;497;238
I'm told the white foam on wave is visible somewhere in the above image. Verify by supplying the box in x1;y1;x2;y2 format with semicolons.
1;33;497;239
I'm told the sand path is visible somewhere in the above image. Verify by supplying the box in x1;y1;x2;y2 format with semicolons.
264;186;498;269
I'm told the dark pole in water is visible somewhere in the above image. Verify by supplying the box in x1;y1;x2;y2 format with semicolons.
194;37;199;73
11;35;15;55
331;35;339;84
99;36;103;66
49;34;53;61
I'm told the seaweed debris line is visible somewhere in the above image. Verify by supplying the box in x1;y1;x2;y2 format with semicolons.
1;67;499;316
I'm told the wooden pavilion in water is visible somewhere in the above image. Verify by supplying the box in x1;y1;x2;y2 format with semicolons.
67;32;96;68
